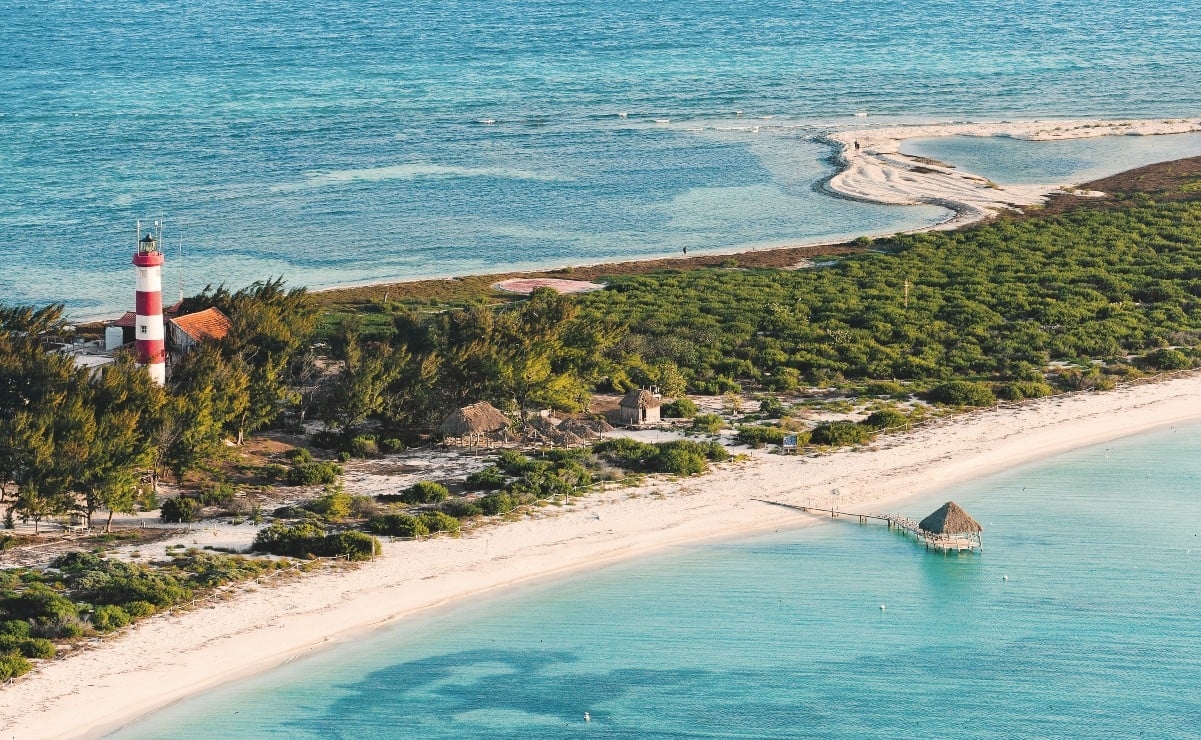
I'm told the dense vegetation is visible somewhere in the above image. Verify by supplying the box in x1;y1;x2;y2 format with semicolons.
575;201;1201;392
0;550;287;679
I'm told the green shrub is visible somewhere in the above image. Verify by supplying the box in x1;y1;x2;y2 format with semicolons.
811;421;876;446
379;438;407;454
1141;347;1191;371
497;450;540;475
736;425;786;448
322;531;381;561
271;505;319;520
0;620;31;638
864;381;905;397
286;461;342;486
690;414;725;434
661;398;699;418
124;601;157;618
305;490;353;520
927;381;996;407
285;447;313;463
465;466;506;490
253;522;327;558
994;381;1055;401
368;513;428;538
197;483;236;507
861;409;909;431
0;584;79;624
400;481;450;504
349;435;379;458
161;496;202;523
419;511;461;535
479;492;520;516
260;464;289;482
0;635;54;659
757;396;786;418
0;652;32;681
90;604;131;632
440;499;483;518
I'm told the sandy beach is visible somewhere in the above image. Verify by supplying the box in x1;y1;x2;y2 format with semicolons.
5;371;1201;739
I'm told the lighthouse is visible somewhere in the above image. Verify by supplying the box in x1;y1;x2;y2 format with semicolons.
132;221;167;385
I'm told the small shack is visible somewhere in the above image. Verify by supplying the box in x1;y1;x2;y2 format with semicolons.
439;401;512;447
918;501;983;553
619;389;661;427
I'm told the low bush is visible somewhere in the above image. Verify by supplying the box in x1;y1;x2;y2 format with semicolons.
0;620;31;638
0;652;32;681
810;421;876;446
661;398;699;418
379;438;407;454
690;414;725;434
440;499;483;518
399;481;450;504
927;381;996;407
757;395;786;418
286;461;342;486
253;522;327;558
994;381;1055;401
322;531;381;561
91;604;131;632
285;447;313;463
0;634;55;659
465;466;506;490
736;425;786;448
1141;347;1191;371
419;511;461;535
348;435;379;458
368;513;428;538
861;409;909;431
304;490;353;520
479;492;520;515
160;496;201;524
197;483;236;507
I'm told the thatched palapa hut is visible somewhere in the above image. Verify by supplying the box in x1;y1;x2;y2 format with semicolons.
439;401;512;447
918;501;983;553
619;389;661;426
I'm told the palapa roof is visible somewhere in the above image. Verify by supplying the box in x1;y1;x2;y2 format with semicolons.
439;401;511;437
557;417;613;438
170;307;232;344
619;389;661;409
525;415;585;446
918;501;982;534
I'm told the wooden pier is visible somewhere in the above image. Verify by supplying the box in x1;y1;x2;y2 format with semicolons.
756;500;982;553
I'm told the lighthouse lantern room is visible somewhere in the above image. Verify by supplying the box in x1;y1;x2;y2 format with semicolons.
132;221;167;385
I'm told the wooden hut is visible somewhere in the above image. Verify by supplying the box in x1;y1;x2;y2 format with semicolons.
918;501;983;553
619;389;662;426
439;402;512;447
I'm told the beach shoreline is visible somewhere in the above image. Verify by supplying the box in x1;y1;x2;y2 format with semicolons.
6;371;1201;738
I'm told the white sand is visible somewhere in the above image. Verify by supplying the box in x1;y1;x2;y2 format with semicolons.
6;372;1201;738
826;118;1201;228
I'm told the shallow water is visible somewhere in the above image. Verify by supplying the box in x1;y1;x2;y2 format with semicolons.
3;0;1201;318
117;422;1201;739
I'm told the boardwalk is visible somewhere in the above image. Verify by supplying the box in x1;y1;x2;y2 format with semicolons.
756;500;982;553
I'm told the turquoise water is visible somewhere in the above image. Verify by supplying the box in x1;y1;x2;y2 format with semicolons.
901;132;1201;186
117;423;1201;738
3;0;1201;318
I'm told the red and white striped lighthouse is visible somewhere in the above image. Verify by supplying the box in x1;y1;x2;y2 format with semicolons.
133;221;167;385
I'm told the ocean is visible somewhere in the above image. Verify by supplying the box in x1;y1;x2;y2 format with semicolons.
115;422;1201;738
3;0;1201;319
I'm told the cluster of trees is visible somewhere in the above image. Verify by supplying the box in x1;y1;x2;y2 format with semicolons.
0;279;317;531
574;201;1201;391
314;287;622;437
